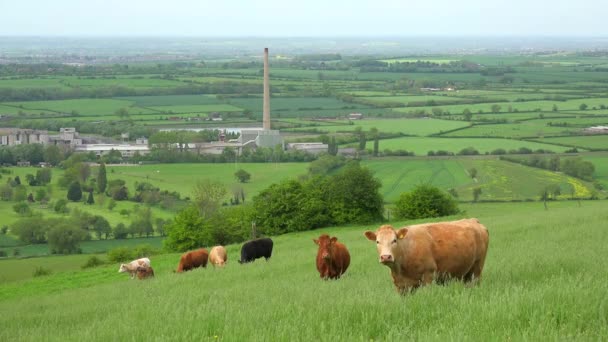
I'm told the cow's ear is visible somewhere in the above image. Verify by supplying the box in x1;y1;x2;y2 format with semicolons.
313;239;319;245
330;237;338;244
364;231;376;241
396;228;408;239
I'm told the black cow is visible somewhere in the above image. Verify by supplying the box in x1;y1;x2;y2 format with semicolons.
239;238;273;263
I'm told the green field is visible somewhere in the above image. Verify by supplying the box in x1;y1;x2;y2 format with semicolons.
0;201;606;340
363;159;593;203
443;122;579;138
285;118;470;136
532;135;608;150
363;136;572;155
4;99;153;116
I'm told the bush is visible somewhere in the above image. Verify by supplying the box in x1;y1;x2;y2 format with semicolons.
82;256;106;269
33;266;52;277
133;244;159;258
107;246;135;263
394;184;459;220
0;250;7;257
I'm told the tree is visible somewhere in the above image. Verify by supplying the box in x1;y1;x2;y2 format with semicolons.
13;202;32;216
92;216;111;239
552;104;558;112
13;176;21;185
463;108;473;121
86;191;95;205
491;104;502;113
113;223;129;239
36;168;52;185
370;127;379;157
107;199;117;211
12;185;27;202
54;199;69;214
234;169;251;183
448;188;459;198
97;163;107;194
43;145;63;166
163;205;211;252
579;103;588;110
47;223;87;254
473;187;483;202
155;218;167;237
468;168;478;179
394;184;459;220
67;181;83;202
193;180;227;218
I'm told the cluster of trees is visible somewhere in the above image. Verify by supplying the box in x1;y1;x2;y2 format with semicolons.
10;206;168;254
427;146;556;157
141;146;318;164
356;60;481;73
163;161;384;252
500;155;596;182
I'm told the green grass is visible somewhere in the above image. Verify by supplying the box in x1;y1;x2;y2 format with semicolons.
532;135;608;150
120;94;225;107
584;155;608;188
146;104;243;113
285;118;470;136
362;136;572;155
4;99;150;116
443;122;580;138
363;158;594;203
0;200;606;340
106;163;310;199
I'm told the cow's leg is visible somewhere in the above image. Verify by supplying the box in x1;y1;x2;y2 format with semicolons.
464;260;483;285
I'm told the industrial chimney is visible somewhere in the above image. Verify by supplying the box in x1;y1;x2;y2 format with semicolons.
262;48;271;130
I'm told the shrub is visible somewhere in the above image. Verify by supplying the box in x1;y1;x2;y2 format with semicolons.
107;246;135;263
33;266;52;277
0;250;7;257
82;256;106;269
394;184;459;220
133;244;159;258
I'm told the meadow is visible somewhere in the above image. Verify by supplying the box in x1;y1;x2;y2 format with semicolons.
360;136;573;155
532;135;608;150
0;201;606;340
284;118;470;136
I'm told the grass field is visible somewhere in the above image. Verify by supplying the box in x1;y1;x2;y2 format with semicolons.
0;201;606;340
442;122;579;138
532;135;608;150
285;118;470;136
363;158;594;202
361;136;573;155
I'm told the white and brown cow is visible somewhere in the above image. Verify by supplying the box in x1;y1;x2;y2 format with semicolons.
118;257;151;279
364;218;489;294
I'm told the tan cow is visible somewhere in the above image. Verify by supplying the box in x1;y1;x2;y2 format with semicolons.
364;218;489;294
118;257;151;279
209;246;227;267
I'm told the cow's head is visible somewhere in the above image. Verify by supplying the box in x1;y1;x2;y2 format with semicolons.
364;225;408;265
118;264;128;273
314;234;338;261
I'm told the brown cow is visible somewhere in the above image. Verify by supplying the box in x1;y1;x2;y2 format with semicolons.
364;218;489;294
314;234;351;280
209;246;227;267
176;248;209;273
136;266;155;280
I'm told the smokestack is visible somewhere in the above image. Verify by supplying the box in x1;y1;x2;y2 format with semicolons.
263;48;271;130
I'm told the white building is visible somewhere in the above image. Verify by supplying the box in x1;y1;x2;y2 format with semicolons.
75;144;150;158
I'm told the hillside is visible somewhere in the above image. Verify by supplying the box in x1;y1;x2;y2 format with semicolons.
0;201;607;340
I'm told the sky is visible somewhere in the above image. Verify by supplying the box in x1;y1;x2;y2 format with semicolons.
0;0;606;37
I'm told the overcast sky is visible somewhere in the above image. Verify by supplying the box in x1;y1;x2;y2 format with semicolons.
0;0;605;37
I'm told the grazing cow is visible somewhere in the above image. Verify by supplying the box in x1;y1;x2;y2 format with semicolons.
136;266;155;280
176;248;209;273
209;246;228;267
364;218;489;294
314;234;350;280
239;238;273;264
118;257;151;279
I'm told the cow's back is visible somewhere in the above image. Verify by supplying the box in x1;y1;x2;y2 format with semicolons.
424;218;489;279
240;238;273;263
210;246;227;266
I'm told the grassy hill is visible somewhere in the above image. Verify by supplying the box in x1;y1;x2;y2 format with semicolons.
0;201;606;340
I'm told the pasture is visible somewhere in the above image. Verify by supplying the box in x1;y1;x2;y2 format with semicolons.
363;158;594;203
284;118;470;136
362;136;573;155
533;135;608;151
0;201;606;340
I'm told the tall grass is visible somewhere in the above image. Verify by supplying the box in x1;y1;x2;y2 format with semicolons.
0;201;606;340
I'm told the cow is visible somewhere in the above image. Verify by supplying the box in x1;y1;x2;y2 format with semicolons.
209;246;228;267
118;257;151;279
176;248;209;273
239;238;273;264
364;218;489;294
314;234;350;280
136;266;155;280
